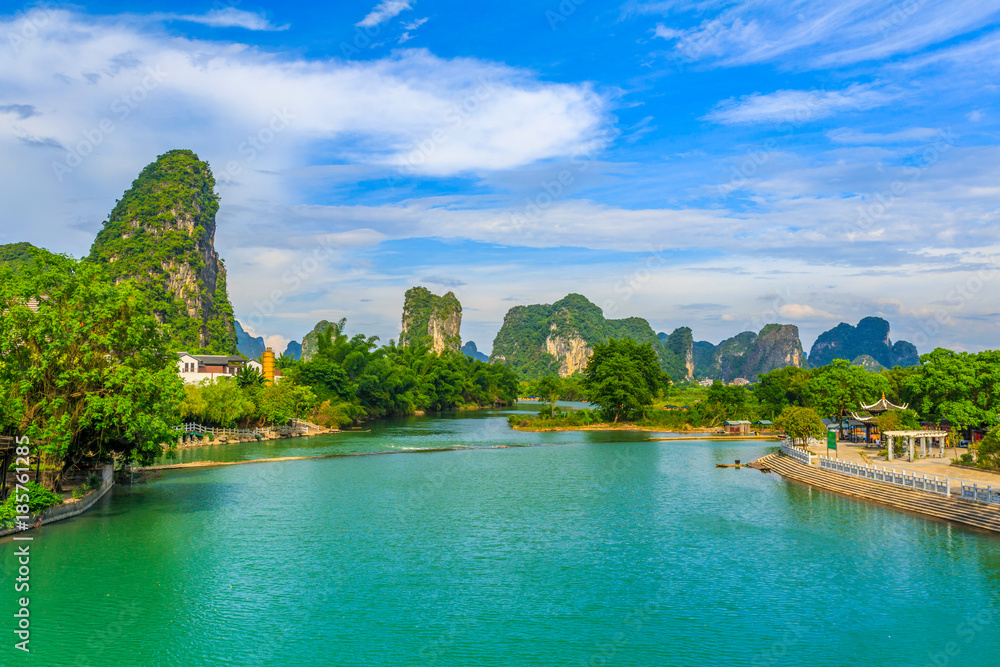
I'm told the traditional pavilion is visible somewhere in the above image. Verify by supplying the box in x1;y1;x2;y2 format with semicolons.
850;394;948;461
850;393;909;445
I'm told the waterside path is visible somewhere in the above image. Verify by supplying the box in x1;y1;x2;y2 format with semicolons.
755;453;1000;535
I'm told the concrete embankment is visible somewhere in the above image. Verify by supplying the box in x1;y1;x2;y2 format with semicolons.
0;465;114;539
755;453;1000;534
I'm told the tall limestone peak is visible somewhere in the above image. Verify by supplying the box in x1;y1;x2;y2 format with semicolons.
491;294;683;380
659;327;694;381
707;324;806;381
399;287;462;353
88;149;237;354
809;316;918;368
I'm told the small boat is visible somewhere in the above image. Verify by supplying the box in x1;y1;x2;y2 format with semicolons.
715;461;746;468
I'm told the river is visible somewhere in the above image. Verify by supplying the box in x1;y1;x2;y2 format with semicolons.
3;403;999;666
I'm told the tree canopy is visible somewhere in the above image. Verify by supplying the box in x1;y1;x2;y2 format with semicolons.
582;338;668;423
0;256;184;478
774;406;826;444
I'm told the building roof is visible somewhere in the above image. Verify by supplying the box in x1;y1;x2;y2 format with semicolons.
724;420;751;425
177;353;249;365
753;420;773;425
858;393;908;414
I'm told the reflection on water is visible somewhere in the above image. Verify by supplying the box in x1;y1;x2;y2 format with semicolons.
2;407;998;667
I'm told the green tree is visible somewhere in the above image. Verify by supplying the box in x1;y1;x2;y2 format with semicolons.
905;348;1000;437
774;406;826;445
810;360;887;437
755;366;813;419
0;257;184;482
533;375;562;417
582;339;667;423
701;381;751;423
976;427;1000;470
200;378;254;427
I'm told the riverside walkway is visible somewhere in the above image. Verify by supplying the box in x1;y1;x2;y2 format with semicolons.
754;452;1000;534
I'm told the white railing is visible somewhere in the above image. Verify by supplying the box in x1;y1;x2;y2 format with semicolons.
174;422;272;439
174;421;313;439
960;482;1000;508
781;440;814;465
818;456;951;497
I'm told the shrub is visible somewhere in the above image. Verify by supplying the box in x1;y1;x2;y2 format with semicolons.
0;481;63;528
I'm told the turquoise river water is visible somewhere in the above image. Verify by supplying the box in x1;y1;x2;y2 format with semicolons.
2;403;999;666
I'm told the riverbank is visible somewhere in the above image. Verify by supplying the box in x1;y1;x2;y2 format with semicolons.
757;453;1000;535
510;422;723;433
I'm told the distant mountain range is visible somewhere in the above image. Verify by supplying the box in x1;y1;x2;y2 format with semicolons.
0;148;925;379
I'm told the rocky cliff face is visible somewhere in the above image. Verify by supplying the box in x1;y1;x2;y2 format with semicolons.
703;325;806;381
302;320;336;362
87;149;237;354
693;340;715;378
399;287;462;353
545;333;593;376
710;331;758;380
809;317;919;368
739;324;806;380
491;294;677;379
661;327;694;381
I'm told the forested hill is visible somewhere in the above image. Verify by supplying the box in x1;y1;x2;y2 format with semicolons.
0;242;57;274
399;286;463;353
490;293;687;380
87;149;238;354
809;317;919;368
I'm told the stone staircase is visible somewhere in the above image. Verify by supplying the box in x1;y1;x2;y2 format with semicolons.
754;453;1000;534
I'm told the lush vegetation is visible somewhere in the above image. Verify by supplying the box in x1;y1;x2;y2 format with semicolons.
0;242;58;276
774;406;825;444
490;293;686;379
0;255;184;484
87;149;238;354
508;343;1000;460
286;319;519;427
808;316;919;368
0;482;63;529
581;339;668;423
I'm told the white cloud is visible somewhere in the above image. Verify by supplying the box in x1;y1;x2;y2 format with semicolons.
404;17;429;31
647;0;1000;70
827;127;941;144
704;84;897;125
0;10;607;191
778;304;835;320
158;8;289;31
357;1;413;28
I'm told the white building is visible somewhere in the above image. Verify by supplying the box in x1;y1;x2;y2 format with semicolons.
177;353;262;385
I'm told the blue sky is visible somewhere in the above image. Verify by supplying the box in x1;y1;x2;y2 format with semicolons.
2;1;1000;355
